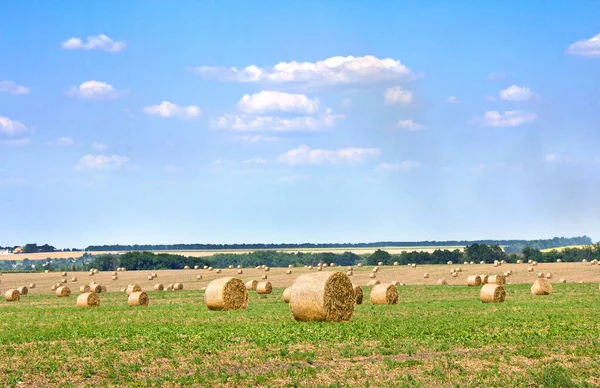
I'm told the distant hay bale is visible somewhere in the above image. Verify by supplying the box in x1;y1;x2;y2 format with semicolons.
493;262;499;267
501;260;506;265
532;261;538;266
56;286;71;297
528;267;534;272
51;285;57;291
470;261;475;265
537;272;544;278
487;275;506;285
467;275;482;286
545;273;552;279
120;267;127;272
184;265;190;270
531;278;553;295
372;267;378;273
194;265;199;270
369;273;376;279
237;265;242;269
228;265;234;269
288;265;293;268
393;262;399;266
480;261;485;264
456;267;462;272
216;269;222;274
317;267;323;271
423;273;429;279
89;272;94;276
28;283;35;289
80;284;91;293
197;275;203;280
378;262;383;266
480;275;489;284
517;260;524;264
390;281;400;286
173;283;183;290
504;271;510;277
154;283;164;291
91;284;102;293
101;285;107;293
528;259;533;264
245;280;258;290
5;289;20;302
357;263;363;268
437;279;447;285
411;264;417;268
330;263;335;267
347;271;353;276
366;279;381;286
286;270;292;274
44;270;49;274
450;269;456;274
147;275;154;281
61;279;67;284
464;261;468;265
447;261;453;265
203;265;208;269
127;284;142;296
205;277;248;311
166;284;174;290
208;267;213;271
452;272;458;277
112;271;117;276
62;272;67;277
557;259;562;263
480;284;506;303
560;279;566;283
264;267;270;272
120;288;126;292
256;281;272;294
71;277;77;282
582;259;587;263
353;285;363;304
112;275;118;280
152;273;157;278
370;284;399;305
128;291;150;307
262;275;268;280
77;292;100;307
17;286;28;296
289;271;354;322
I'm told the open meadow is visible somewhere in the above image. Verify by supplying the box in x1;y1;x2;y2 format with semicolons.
0;263;599;387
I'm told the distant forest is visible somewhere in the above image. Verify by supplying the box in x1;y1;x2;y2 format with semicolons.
83;236;593;253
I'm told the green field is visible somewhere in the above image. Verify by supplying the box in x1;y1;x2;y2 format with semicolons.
540;245;592;253
1;284;599;387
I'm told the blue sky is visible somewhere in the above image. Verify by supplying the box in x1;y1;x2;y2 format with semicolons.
1;1;599;248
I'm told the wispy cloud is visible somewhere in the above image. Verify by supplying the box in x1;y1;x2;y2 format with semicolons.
61;34;126;52
92;142;108;151
446;96;459;103
144;101;202;119
565;33;600;57
499;85;536;101
211;109;343;132
237;91;319;114
384;86;413;105
397;119;423;131
278;145;381;165
75;154;130;171
48;137;74;146
0;81;29;95
233;134;279;143
0;116;28;136
67;81;126;100
242;158;268;164
376;161;421;172
474;110;537;127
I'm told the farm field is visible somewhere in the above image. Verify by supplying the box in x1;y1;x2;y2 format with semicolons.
540;245;592;252
0;277;599;387
1;246;466;261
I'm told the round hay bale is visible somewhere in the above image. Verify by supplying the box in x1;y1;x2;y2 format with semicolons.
261;275;268;280
317;266;323;271
537;272;544;278
264;267;270;272
203;265;208;269
528;267;534;272
256;281;272;294
61;279;67;284
120;288;126;292
71;277;77;282
480;284;506;303
286;270;292;274
450;269;456;274
501;260;506;265
447;261;453;265
28;283;35;289
288;265;293;268
194;265;199;270
493;262;499;267
464;261;469;265
112;275;118;280
545;273;552;279
51;285;57;291
560;279;566;283
357;263;363;268
147;275;154;281
56;286;71;297
77;292;100;307
411;263;417;268
228;265;234;269
216;269;222;274
44;270;49;274
112;271;117;276
437;279;447;285
184;265;190;270
62;272;67;277
197;275;203;280
89;271;94;276
487;275;506;285
366;279;380;286
467;275;482;287
282;287;292;303
532;261;538;266
208;267;213;271
393;262;399;266
128;291;150;307
346;271;353;276
456;267;462;272
423;273;429;279
470;261;475;265
204;277;248;311
377;262;383;266
237;265;242;269
237;269;243;274
330;263;335;267
152;272;158;278
528;259;533;264
369;273;376;279
126;284;142;296
452;272;458;278
289;271;354;322
582;259;587;263
17;286;28;296
372;267;378;273
390;281;400;286
352;285;363;305
173;283;183;290
91;284;102;293
5;289;20;301
80;284;91;293
480;260;485;264
480;275;489;284
308;266;313;270
245;280;258;291
531;279;553;295
166;284;174;290
557;259;562;263
154;283;164;291
370;284;399;305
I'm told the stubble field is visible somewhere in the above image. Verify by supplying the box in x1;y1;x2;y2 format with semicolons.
0;263;599;387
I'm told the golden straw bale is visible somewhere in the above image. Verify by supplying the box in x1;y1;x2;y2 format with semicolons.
532;261;538;266
357;263;363;268
537;272;544;278
80;284;91;293
437;279;447;285
370;284;399;305
289;272;355;322
352;285;363;305
517;259;523;264
487;275;506;285
71;277;78;282
28;283;35;289
560;279;566;283
245;280;258;290
237;265;242;269
411;264;417;268
5;289;20;301
91;284;102;293
228;265;234;269
261;275;268;280
366;279;380;286
112;271;117;276
126;284;142;296
378;262;383;266
51;285;57;291
204;277;248;311
423;273;429;279
62;272;67;277
393;262;399;266
154;283;164;291
480;261;485;264
208;267;213;271
237;269;243;274
369;273;376;279
197;275;203;280
480;284;506;303
256;281;272;295
528;267;534;272
194;265;199;270
112;275;118;280
56;286;71;297
17;286;28;295
447;261;453;265
203;265;208;269
317;267;323;271
531;279;553;295
467;275;482;287
452;272;458;278
286;270;292;274
264;267;270;272
100;285;107;293
283;287;292;303
166;284;174;290
480;275;489;284
77;292;100;307
288;265;293;268
545;273;552;279
216;269;222;274
128;291;150;307
148;275;154;281
173;283;183;290
184;265;190;270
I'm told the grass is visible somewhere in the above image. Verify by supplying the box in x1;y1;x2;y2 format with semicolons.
0;284;599;387
540;245;593;252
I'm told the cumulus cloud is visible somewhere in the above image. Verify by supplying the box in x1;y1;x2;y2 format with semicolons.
278;145;381;166
190;55;415;86
0;81;29;95
144;101;202;119
49;137;74;146
237;90;319;114
61;34;126;52
446;96;459;103
0;116;27;136
376;161;421;172
384;86;413;105
566;33;600;57
499;85;536;101
211;108;343;132
75;154;130;171
67;81;125;100
475;110;537;127
0;138;30;146
233;134;279;143
92;142;108;151
397;119;423;131
242;158;267;164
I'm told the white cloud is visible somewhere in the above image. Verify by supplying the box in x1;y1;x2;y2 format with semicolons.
376;161;421;172
0;81;29;95
92;142;108;151
476;110;537;127
384;86;413;105
237;90;319;114
68;81;124;100
191;55;415;86
499;85;536;101
75;154;130;171
544;154;575;164
397;119;423;131
0;116;27;136
242;158;268;164
161;165;179;173
566;33;600;57
144;101;202;119
278;145;381;166
61;34;126;52
446;96;459;103
212;108;343;132
49;137;74;146
233;134;279;143
0;138;30;146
